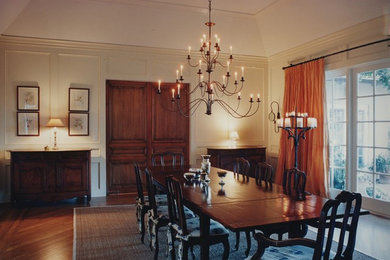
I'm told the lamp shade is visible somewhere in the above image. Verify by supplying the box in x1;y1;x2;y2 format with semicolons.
46;118;64;127
229;131;239;140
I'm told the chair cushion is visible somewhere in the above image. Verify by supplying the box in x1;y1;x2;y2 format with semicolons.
156;205;197;219
185;218;229;237
144;194;168;206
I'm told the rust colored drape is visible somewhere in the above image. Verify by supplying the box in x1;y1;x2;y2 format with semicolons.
275;59;329;197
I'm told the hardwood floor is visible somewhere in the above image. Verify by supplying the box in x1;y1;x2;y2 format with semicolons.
0;194;136;260
0;194;388;260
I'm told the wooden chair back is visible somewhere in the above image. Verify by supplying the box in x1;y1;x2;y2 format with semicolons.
256;162;273;189
283;168;306;200
134;163;145;204
166;175;188;234
313;191;362;259
233;157;250;180
144;168;158;216
152;152;184;167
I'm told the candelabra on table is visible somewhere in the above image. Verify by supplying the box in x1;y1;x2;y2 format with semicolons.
276;111;317;199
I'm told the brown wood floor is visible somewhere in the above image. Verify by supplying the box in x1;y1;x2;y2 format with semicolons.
0;194;136;260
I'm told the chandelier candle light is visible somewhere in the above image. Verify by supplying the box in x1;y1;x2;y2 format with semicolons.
157;0;260;118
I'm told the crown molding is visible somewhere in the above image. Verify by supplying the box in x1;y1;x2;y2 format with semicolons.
0;35;267;64
269;15;387;66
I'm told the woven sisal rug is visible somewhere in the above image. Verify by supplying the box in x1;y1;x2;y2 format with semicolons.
73;205;375;260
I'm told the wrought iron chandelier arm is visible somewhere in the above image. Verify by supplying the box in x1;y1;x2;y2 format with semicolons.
215;99;260;118
176;98;207;117
187;58;200;68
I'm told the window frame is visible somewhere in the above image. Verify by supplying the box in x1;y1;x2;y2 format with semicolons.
326;61;390;216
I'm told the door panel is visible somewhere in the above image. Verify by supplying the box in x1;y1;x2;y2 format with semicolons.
106;80;189;194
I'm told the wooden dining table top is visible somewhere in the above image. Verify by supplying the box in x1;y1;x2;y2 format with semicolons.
149;165;329;231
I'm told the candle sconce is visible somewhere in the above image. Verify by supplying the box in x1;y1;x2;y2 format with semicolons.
268;101;281;133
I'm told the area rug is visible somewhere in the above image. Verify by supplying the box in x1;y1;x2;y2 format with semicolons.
73;205;375;260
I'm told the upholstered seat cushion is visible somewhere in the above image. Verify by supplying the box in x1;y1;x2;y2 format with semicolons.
143;194;168;205
154;205;196;219
185;218;229;237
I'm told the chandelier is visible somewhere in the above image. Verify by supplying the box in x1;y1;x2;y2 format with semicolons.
157;0;260;118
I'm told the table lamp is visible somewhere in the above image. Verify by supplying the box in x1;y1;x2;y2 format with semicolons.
229;131;239;148
46;118;64;150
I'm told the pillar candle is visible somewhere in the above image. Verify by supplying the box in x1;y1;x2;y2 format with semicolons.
297;118;303;128
285;118;291;128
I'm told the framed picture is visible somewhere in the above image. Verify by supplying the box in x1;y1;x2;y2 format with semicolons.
68;112;89;136
69;88;89;112
17;86;40;111
17;112;40;136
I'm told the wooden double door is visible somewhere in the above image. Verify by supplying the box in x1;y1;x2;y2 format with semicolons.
106;80;189;194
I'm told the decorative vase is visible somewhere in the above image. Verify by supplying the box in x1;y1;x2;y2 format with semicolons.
201;154;211;174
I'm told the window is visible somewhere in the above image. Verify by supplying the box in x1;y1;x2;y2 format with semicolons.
326;75;347;190
326;62;390;214
356;67;390;202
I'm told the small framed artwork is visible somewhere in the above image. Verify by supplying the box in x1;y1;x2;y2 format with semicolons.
68;112;89;136
69;88;89;112
17;86;40;111
17;112;40;136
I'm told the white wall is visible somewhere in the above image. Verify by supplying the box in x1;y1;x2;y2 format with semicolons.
0;36;267;201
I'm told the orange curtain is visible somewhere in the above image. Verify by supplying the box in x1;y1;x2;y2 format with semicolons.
275;59;329;197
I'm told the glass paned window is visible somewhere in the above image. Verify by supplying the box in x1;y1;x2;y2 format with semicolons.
375;174;390;202
326;75;347;189
375;68;390;95
357;147;373;171
357;172;373;198
357;97;373;121
357;122;373;146
334;77;346;98
358;71;373;96
375;122;390;148
327;64;390;215
375;96;390;121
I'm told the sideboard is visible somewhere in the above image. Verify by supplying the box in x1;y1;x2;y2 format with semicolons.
207;146;266;177
10;149;91;202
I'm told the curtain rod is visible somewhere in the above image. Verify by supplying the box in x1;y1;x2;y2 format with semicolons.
282;37;390;70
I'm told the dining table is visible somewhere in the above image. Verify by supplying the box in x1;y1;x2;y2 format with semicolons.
149;165;368;260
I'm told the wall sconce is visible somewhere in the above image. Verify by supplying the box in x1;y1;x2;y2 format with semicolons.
229;131;239;148
269;101;281;133
46;118;64;150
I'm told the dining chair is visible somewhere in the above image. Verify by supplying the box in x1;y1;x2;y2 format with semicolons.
283;167;307;200
252;190;362;260
233;157;251;254
151;151;185;167
255;162;273;189
165;175;230;260
134;164;167;243
144;168;196;260
233;157;251;180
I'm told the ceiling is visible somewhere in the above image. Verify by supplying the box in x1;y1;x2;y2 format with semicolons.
0;0;389;56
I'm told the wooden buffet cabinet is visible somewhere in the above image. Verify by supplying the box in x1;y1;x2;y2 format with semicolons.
207;146;266;177
10;149;91;202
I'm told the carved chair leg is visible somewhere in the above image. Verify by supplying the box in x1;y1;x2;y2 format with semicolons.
140;210;146;243
154;225;159;260
245;230;251;257
182;243;189;260
222;238;230;260
235;231;240;250
169;229;176;260
148;220;153;250
251;239;266;260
